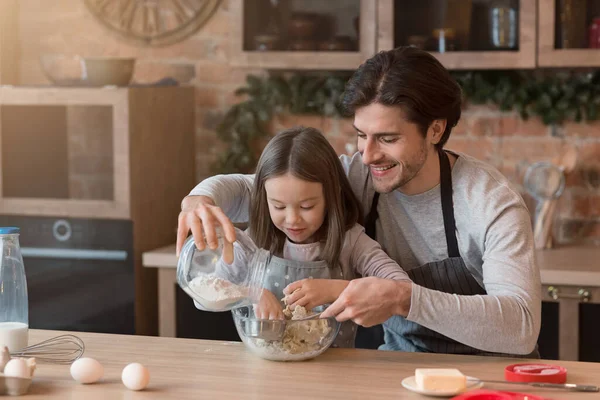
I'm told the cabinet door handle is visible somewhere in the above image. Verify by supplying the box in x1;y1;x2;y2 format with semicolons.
547;286;591;302
21;247;128;261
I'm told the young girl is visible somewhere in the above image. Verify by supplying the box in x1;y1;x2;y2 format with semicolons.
209;126;410;348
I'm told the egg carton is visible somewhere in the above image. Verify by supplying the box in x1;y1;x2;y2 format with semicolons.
0;347;34;396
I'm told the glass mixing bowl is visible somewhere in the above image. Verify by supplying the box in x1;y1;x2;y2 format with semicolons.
232;305;340;361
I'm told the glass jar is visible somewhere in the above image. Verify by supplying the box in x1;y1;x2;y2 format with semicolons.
556;0;587;49
588;17;600;49
177;228;270;312
431;28;457;53
489;0;518;49
0;227;29;352
254;34;281;51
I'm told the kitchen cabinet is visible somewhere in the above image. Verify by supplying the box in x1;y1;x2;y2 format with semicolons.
229;0;377;70
538;0;600;67
232;0;600;70
231;0;537;70
377;0;537;69
535;246;600;362
0;86;196;336
539;286;600;362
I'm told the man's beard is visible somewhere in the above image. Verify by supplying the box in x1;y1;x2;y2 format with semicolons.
372;141;429;194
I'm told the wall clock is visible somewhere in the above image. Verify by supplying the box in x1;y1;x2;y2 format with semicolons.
83;0;221;47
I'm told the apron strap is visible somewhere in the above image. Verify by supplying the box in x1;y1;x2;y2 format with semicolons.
365;191;380;240
357;187;384;350
439;148;460;258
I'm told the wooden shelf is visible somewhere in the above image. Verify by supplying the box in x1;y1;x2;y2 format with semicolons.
0;87;130;219
537;0;600;67
0;0;19;84
421;49;535;70
0;86;196;337
229;51;371;71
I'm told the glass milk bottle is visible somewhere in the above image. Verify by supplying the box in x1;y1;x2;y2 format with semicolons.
0;227;29;352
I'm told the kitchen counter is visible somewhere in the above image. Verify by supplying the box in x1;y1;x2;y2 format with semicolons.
20;329;600;399
143;243;600;286
143;244;600;361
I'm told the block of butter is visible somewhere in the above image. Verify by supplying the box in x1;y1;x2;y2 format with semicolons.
415;368;467;392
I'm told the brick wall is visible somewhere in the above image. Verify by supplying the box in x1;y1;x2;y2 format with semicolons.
15;0;600;244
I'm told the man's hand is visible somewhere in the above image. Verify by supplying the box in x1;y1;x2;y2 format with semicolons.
283;279;349;311
254;289;285;320
320;277;413;327
176;195;237;256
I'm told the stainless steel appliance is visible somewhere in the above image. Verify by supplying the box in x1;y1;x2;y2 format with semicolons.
0;215;134;334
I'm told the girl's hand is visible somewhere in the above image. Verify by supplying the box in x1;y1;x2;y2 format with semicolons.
254;289;284;320
176;196;236;256
283;279;349;311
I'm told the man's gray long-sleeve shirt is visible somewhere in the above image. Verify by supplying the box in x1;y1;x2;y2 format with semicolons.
189;151;541;354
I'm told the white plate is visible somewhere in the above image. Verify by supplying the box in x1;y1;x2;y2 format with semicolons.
401;375;483;397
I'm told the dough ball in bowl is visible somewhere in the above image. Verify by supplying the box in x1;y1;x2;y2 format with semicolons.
232;305;340;361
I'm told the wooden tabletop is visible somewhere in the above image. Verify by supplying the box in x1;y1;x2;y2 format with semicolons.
143;243;600;286
18;330;600;399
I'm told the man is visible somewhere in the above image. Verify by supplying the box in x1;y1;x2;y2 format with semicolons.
177;46;541;356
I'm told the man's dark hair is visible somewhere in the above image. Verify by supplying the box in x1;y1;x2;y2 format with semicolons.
341;46;463;148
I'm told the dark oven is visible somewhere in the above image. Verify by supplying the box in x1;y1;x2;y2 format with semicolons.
0;215;135;335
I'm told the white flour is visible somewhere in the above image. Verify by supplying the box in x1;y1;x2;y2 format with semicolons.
241;306;334;361
244;338;327;362
188;275;248;310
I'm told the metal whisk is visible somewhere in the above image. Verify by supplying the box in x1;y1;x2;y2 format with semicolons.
10;334;85;364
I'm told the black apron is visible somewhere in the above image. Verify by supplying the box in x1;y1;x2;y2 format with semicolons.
355;149;539;356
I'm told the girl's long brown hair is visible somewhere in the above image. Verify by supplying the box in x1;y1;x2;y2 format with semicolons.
249;126;363;267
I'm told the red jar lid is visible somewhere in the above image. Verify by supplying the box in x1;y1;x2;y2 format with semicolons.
451;390;512;400
452;390;546;400
504;363;567;384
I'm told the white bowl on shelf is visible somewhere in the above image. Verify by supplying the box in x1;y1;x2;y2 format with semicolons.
40;54;135;87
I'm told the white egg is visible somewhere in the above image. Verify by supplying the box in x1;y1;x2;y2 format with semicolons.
121;362;150;391
3;358;30;379
70;357;104;384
